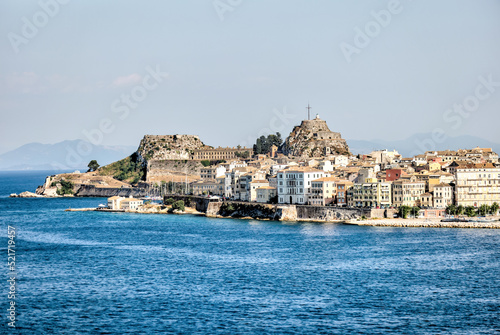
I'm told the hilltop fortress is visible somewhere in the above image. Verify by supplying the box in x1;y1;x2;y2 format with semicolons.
281;114;350;157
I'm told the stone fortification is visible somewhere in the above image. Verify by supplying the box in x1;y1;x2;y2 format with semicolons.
281;115;350;157
137;135;210;161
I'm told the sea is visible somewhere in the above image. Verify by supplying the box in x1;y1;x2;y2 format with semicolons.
0;170;499;334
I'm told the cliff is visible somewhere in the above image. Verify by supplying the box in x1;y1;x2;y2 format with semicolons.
137;135;210;161
281;115;350;157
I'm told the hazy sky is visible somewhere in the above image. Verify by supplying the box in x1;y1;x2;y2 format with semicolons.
1;0;500;154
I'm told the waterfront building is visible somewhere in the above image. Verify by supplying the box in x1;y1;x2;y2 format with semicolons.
455;163;500;206
308;176;338;206
433;183;453;208
335;180;353;207
277;168;329;204
249;180;270;202
256;186;277;203
347;182;392;208
107;196;124;210
120;198;143;210
420;192;433;207
392;180;426;207
192;178;224;196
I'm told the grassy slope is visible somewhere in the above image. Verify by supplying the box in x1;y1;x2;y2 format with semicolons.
97;153;146;185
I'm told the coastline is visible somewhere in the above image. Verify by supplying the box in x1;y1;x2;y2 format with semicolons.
345;218;500;229
64;206;500;229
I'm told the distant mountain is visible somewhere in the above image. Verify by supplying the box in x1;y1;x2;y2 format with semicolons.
347;133;500;158
0;140;136;171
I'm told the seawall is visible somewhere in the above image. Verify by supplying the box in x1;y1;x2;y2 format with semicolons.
163;195;391;222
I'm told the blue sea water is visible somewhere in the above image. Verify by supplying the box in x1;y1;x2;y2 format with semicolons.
1;171;499;334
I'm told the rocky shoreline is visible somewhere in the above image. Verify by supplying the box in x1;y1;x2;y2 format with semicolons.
346;218;500;229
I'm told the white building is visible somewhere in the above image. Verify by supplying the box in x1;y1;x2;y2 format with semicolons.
200;165;226;180
107;196;124;210
120;197;143;210
334;155;349;167
433;183;453;208
270;164;288;175
317;160;334;172
277;168;329;204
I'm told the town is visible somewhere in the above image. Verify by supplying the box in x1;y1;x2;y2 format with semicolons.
34;113;500;221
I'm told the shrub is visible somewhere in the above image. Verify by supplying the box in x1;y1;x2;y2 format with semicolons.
165;198;175;205
56;179;74;195
172;200;185;211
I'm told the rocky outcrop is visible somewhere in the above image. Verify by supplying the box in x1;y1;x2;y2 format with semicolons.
10;191;42;198
74;185;147;197
137;135;210;161
281;115;350;157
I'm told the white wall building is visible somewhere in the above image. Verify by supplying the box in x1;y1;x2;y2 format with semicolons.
277;168;329;204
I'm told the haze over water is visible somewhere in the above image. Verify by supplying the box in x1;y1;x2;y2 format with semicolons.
1;171;499;334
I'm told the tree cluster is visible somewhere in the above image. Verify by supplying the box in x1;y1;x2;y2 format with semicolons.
253;133;282;155
446;203;499;217
398;206;420;219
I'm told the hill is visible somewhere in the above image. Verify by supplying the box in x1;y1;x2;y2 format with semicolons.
0;140;136;171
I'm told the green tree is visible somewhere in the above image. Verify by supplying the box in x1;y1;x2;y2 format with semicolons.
87;160;100;172
490;202;499;215
445;204;457;216
412;206;421;218
56;179;74;195
465;206;477;217
478;204;490;216
172;200;185;211
201;160;210;167
253;133;283;155
457;205;465;216
165;198;175;205
398;205;411;219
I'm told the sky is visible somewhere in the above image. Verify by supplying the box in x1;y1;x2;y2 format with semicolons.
1;0;500;155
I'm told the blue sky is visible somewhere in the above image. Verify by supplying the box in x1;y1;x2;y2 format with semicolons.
1;0;500;154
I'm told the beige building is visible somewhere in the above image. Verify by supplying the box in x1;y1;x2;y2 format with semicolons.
200;165;226;180
107;196;123;210
192;177;224;196
433;183;453;208
455;163;500;206
194;147;252;160
256;186;277;203
249;180;270;202
392;180;426;207
309;176;338;206
347;182;392;208
420;192;433;207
